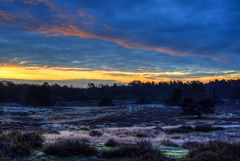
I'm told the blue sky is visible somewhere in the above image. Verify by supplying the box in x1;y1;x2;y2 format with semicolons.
0;0;240;85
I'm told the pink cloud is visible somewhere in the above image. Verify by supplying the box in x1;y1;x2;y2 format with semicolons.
36;25;187;56
0;10;14;22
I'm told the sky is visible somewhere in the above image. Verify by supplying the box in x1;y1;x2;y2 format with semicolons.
0;0;240;86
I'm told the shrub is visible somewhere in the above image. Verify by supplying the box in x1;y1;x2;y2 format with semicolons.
164;125;223;134
43;139;97;157
105;139;119;147
9;131;43;148
181;97;216;117
89;130;103;137
164;126;193;134
187;141;240;161
160;140;179;147
193;125;223;132
133;150;175;161
0;131;43;158
102;142;166;159
102;142;174;160
98;97;114;106
135;132;147;138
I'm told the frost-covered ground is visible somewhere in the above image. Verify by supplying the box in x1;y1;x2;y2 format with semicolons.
0;103;240;160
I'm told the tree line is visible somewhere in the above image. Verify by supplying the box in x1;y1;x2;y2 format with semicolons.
0;79;239;106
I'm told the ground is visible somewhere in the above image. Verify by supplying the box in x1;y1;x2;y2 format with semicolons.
0;103;240;160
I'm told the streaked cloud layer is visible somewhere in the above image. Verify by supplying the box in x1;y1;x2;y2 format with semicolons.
0;0;240;84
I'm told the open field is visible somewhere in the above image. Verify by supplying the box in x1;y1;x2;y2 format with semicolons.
0;103;240;160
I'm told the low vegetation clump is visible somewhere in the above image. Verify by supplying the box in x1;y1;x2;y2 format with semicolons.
105;139;119;147
43;139;97;157
0;131;43;158
186;141;240;161
181;97;216;117
135;132;147;138
160;140;179;147
193;125;223;132
101;142;174;161
164;126;193;134
89;130;103;137
164;125;223;134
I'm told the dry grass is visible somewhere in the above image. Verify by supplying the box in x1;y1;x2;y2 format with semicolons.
43;139;97;157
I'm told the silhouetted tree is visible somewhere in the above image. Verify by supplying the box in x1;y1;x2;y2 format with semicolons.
0;88;6;103
165;88;183;105
24;83;55;106
0;79;239;107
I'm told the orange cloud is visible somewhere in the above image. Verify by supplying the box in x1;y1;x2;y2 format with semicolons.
0;63;240;83
0;1;190;56
36;25;187;56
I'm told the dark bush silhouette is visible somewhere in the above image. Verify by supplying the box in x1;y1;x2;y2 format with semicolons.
187;141;240;161
0;131;43;158
181;97;216;117
98;97;113;106
101;142;173;161
164;125;223;134
43;139;97;157
89;130;103;137
105;139;119;147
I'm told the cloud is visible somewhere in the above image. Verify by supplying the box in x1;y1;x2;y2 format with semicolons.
0;0;240;83
0;10;13;22
36;25;187;56
0;63;239;83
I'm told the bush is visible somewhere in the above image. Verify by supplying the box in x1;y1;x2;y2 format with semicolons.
181;97;216;117
194;125;223;132
133;150;174;161
102;142;173;160
0;131;43;158
105;139;119;147
43;139;97;157
160;140;179;147
89;130;103;137
187;141;240;161
9;131;43;148
164;126;193;134
98;97;114;106
101;142;149;158
164;125;223;134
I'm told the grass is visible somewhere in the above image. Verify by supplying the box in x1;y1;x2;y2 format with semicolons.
43;139;97;157
44;139;174;160
105;139;119;147
101;142;174;161
160;140;179;147
164;125;223;134
0;131;43;158
89;130;103;137
185;141;240;161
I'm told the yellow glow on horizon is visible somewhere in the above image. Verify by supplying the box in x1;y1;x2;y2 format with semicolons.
0;63;239;83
